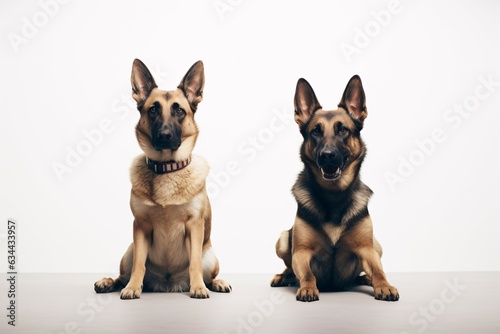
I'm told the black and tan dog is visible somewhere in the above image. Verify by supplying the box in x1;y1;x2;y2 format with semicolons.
94;59;231;299
270;75;399;302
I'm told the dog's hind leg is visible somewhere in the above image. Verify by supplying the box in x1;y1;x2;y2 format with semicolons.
352;237;383;287
271;229;297;287
353;274;372;287
94;277;125;293
202;247;231;293
95;244;131;294
271;267;296;287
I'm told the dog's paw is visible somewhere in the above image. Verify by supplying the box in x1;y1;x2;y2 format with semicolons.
120;285;142;300
296;286;319;302
190;285;210;299
270;274;287;287
211;279;232;293
94;278;114;293
374;285;399;301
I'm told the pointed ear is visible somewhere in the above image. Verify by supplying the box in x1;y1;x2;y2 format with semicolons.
294;78;322;126
131;59;157;107
340;75;367;122
178;60;204;112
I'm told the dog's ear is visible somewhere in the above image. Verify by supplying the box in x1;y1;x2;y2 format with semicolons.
131;59;157;107
340;75;367;122
178;60;204;112
294;78;322;126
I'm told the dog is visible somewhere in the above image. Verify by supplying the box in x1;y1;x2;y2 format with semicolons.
94;59;231;299
270;75;399;302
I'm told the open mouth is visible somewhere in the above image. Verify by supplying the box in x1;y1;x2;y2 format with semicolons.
320;164;342;180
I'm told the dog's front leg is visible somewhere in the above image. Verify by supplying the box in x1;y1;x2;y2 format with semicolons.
120;220;150;299
293;248;319;302
347;217;399;301
186;217;210;299
292;218;320;302
356;246;399;301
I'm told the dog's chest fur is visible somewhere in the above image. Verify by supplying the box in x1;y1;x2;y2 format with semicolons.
322;223;345;245
129;154;210;271
292;170;373;245
130;154;209;206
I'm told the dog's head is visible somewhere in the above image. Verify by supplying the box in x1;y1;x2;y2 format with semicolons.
294;75;367;189
131;59;204;162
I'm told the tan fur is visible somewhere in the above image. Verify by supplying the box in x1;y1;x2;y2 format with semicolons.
94;59;230;299
271;75;398;302
135;89;198;163
272;214;398;301
130;154;209;206
302;110;366;191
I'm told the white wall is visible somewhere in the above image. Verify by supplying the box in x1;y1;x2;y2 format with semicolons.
1;0;499;274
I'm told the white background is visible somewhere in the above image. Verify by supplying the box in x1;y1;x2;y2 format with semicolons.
0;0;499;274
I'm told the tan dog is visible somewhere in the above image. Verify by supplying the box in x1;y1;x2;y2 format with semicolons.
271;75;399;302
94;59;231;299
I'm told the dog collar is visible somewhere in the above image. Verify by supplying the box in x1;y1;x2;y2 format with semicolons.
146;155;191;174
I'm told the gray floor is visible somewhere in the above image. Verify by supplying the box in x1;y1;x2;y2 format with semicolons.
1;272;499;333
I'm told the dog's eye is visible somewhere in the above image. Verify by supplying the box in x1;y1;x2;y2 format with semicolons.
339;125;350;135
148;106;156;114
176;108;185;116
311;126;322;137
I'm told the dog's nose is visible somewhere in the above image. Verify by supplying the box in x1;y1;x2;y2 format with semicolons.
152;124;181;150
158;129;173;141
320;150;336;163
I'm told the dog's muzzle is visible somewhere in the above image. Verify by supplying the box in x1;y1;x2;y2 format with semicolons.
153;126;181;151
317;150;348;181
